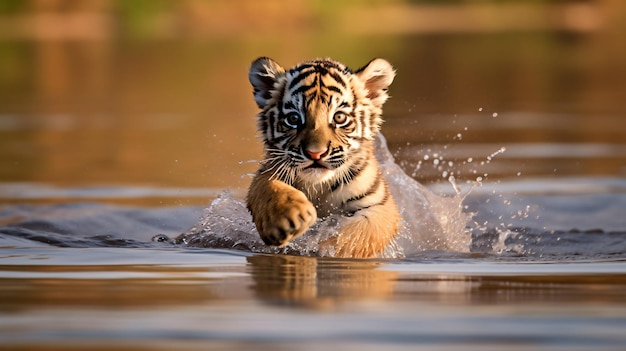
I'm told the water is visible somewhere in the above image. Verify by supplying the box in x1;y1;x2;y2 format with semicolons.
2;1;626;349
172;134;471;258
2;249;626;350
2;135;625;350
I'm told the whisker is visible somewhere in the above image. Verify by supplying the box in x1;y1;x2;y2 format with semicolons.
270;162;288;181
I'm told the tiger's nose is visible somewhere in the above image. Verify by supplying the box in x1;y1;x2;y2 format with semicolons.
305;148;328;161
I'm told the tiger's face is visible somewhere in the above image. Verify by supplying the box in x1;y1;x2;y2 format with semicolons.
249;57;395;186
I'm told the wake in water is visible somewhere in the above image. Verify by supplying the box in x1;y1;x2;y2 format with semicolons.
173;134;472;258
1;136;625;260
169;133;626;260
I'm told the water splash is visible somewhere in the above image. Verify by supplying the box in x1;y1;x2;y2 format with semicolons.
176;129;626;261
374;134;471;256
175;134;472;258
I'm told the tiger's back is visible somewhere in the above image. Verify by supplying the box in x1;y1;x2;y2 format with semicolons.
247;57;400;258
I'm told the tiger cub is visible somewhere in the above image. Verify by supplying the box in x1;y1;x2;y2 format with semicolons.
246;57;400;258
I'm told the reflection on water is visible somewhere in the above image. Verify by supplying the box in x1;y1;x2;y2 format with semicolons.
4;253;626;311
248;255;398;308
2;249;626;350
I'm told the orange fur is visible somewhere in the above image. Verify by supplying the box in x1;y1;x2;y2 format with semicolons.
246;57;400;258
320;197;400;258
247;172;317;247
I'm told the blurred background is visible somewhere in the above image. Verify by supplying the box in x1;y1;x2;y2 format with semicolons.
0;0;625;205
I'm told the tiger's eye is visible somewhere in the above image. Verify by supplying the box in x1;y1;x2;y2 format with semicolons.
284;112;301;128
333;112;349;126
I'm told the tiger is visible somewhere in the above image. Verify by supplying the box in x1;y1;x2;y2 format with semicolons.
246;57;401;258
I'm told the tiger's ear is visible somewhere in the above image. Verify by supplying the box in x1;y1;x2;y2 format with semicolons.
249;57;285;109
355;58;395;108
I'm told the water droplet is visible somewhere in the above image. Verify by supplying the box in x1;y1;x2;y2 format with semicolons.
492;112;498;118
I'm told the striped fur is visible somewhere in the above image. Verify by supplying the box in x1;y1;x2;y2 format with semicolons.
246;57;400;258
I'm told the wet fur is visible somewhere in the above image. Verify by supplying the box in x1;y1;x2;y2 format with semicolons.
247;57;400;258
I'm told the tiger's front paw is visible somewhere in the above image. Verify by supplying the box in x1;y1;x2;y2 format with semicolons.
256;188;317;247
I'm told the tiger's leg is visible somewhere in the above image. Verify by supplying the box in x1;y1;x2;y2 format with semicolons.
325;198;401;258
247;173;317;247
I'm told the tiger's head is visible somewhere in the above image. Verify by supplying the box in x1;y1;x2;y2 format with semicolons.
248;57;395;186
